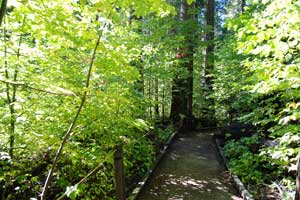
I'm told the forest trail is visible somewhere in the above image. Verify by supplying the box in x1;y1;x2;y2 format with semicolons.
136;131;242;200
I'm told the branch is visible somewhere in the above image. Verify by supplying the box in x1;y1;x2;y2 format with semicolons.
40;22;108;200
0;0;7;27
0;79;76;96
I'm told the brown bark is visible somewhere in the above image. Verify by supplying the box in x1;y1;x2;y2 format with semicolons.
170;0;189;127
205;0;215;87
203;0;216;125
170;0;197;130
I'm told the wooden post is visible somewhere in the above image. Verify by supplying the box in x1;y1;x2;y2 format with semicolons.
114;144;126;200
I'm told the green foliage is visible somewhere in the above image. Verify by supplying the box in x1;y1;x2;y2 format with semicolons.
224;135;275;184
217;0;300;198
0;0;177;199
1;0;299;198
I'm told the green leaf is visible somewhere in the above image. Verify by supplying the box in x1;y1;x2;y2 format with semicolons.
187;0;195;5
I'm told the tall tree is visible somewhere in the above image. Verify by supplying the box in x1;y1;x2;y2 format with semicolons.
170;0;197;129
203;0;216;125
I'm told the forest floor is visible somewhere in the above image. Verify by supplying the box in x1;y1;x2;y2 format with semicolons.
136;130;241;200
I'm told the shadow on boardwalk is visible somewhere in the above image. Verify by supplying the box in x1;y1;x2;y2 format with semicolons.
136;131;242;200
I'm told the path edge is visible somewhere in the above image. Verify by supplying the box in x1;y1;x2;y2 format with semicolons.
127;130;178;200
215;138;254;200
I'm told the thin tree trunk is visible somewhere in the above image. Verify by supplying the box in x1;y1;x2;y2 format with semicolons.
0;0;7;27
241;0;245;12
162;81;165;123
3;18;24;159
155;78;159;119
129;10;144;96
3;24;13;158
148;80;152;119
141;66;144;95
186;52;194;129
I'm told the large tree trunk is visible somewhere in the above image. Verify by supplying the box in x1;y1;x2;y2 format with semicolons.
186;2;198;130
170;0;190;128
205;0;214;88
170;0;187;127
203;0;216;126
186;52;194;129
170;0;198;130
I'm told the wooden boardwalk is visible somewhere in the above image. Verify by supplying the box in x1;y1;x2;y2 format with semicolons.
136;131;241;200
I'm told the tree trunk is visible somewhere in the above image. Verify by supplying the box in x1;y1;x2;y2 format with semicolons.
170;0;197;130
162;81;166;123
203;0;216;126
148;80;152;119
241;0;245;12
134;61;144;95
155;78;159;119
4;22;24;159
0;0;7;27
186;1;200;130
129;11;144;96
205;0;214;87
170;0;187;127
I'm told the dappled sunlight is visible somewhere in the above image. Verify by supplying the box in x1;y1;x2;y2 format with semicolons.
147;174;231;194
137;132;242;200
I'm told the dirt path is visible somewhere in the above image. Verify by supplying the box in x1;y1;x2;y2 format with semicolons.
136;131;242;200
